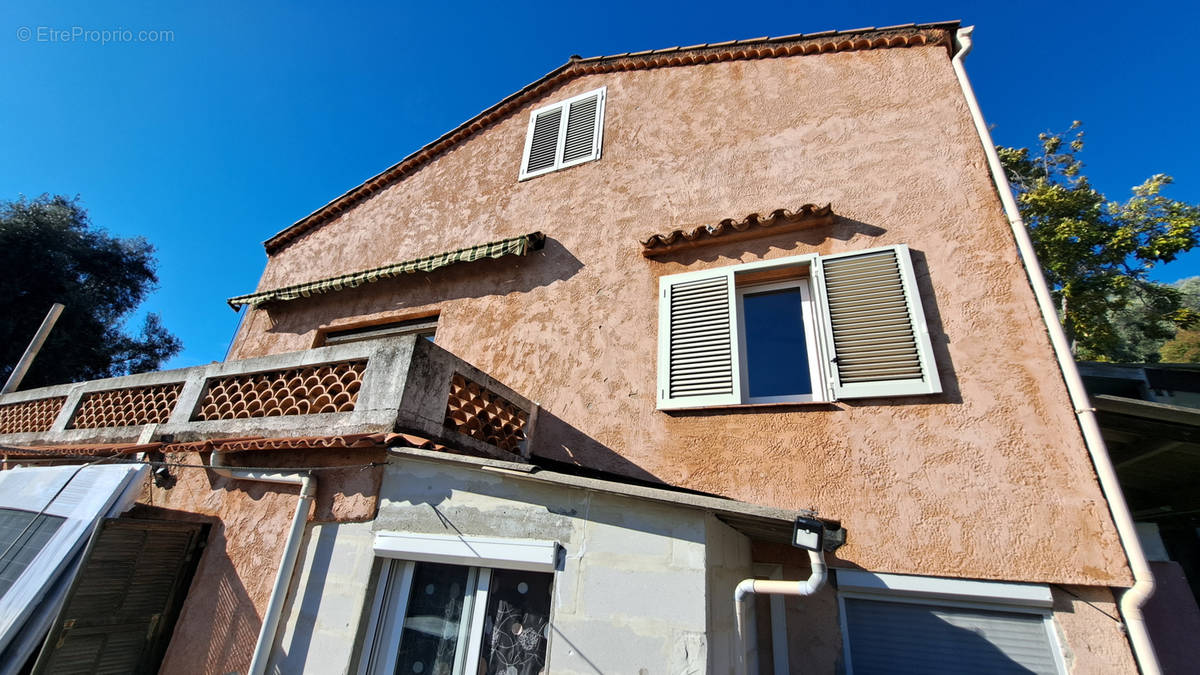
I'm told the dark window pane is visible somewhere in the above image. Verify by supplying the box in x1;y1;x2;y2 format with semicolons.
0;507;65;598
477;569;553;675
742;287;811;398
395;562;470;675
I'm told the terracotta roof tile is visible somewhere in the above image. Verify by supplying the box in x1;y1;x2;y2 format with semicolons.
641;204;835;257
261;23;958;255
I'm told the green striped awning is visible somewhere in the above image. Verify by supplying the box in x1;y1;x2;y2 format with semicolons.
228;232;545;310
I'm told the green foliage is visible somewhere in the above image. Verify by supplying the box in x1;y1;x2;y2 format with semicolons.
0;195;182;388
998;123;1200;361
1159;277;1200;362
1160;329;1200;362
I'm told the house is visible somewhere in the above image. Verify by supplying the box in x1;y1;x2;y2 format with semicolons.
0;21;1158;674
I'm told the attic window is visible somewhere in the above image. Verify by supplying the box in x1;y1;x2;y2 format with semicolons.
519;87;606;180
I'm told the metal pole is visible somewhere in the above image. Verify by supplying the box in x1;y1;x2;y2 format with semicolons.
2;303;65;394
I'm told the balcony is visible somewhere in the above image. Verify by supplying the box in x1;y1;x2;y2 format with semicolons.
0;336;535;461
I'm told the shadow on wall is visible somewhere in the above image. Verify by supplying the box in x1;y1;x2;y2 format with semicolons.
267;522;342;673
128;506;261;675
529;406;664;485
257;237;584;340
645;215;886;266
836;246;961;408
200;448;387;522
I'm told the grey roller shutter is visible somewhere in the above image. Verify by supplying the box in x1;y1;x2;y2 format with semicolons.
657;270;739;409
32;518;207;675
814;245;942;399
842;597;1063;675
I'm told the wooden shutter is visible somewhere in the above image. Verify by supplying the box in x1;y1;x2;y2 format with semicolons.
842;598;1063;674
657;269;740;409
32;518;207;675
813;245;942;399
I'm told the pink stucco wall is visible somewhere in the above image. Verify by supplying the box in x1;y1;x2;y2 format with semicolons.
227;43;1128;588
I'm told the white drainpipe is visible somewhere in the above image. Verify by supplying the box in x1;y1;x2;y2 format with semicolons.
734;549;827;675
209;451;317;675
950;26;1161;675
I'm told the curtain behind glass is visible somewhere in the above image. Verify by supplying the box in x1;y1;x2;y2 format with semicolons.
477;569;553;675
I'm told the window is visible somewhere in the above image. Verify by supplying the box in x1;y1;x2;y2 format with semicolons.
362;561;554;675
836;571;1067;675
519;87;606;180
362;532;559;675
656;245;941;410
0;509;64;599
323;317;437;346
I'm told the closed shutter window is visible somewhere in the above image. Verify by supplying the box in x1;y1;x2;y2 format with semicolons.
519;87;606;180
814;245;941;399
842;597;1063;675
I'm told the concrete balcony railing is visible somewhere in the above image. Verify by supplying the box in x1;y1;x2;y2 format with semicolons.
0;336;535;461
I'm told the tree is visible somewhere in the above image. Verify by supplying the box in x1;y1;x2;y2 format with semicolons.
1159;277;1200;362
0;195;181;388
998;123;1200;362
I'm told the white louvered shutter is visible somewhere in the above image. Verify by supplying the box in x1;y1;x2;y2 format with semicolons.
520;87;606;180
657;269;740;409
813;245;942;399
522;107;562;177
560;90;604;166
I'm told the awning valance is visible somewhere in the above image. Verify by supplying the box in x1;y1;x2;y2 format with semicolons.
228;232;545;310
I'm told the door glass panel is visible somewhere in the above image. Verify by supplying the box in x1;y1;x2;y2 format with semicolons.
742;287;811;398
396;562;470;675
476;569;553;675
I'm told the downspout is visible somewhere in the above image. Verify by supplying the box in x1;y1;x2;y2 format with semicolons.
209;451;317;675
950;26;1161;675
734;549;827;675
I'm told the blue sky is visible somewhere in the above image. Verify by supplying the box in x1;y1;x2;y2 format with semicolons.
2;1;1198;369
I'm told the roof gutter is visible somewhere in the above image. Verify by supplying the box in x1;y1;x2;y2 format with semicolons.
950;26;1160;675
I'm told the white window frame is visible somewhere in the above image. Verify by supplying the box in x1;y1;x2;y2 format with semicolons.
735;278;826;405
657;245;943;411
657;253;829;409
358;532;559;675
518;86;607;181
835;571;1068;675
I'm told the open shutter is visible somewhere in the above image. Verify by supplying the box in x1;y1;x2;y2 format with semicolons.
813;245;941;399
32;518;206;675
657;268;740;409
560;89;604;166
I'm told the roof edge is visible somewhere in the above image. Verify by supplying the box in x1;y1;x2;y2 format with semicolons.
263;22;959;255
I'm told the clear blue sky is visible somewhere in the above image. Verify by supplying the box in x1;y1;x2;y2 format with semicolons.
2;1;1198;369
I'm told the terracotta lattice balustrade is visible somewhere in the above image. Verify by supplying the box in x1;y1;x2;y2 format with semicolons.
193;360;366;421
443;373;528;454
68;384;184;429
0;397;67;434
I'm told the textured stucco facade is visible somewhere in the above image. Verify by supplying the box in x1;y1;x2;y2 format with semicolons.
228;42;1127;587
